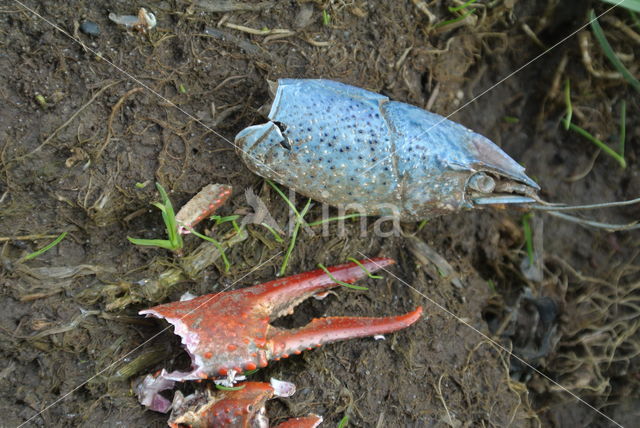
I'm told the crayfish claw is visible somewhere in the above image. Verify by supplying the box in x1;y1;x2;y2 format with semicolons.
269;308;423;359
139;258;419;382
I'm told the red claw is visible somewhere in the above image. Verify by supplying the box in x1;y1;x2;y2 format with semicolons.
139;258;422;382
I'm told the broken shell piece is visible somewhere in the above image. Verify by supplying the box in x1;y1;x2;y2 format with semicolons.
175;184;233;234
168;380;295;427
135;371;176;413
213;369;246;388
274;414;324;428
269;377;296;397
108;7;156;31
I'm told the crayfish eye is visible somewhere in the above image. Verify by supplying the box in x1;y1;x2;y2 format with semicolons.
467;172;496;194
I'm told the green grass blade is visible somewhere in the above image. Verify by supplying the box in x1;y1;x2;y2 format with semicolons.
260;223;284;243
22;232;68;261
631;10;640;28
322;9;331;26
346;257;382;279
599;0;640;12
589;9;640;93
487;279;496;293
215;384;246;391
127;237;175;251
563;78;572;130
317;263;368;291
211;214;242;233
156;183;182;249
211;214;240;225
279;198;312;276
188;228;231;272
151;202;167;213
568;122;626;168
267;179;302;220
449;0;477;12
337;414;349;428
619;100;626;157
434;9;474;28
307;213;364;227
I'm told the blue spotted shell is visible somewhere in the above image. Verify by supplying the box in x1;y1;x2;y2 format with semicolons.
235;79;538;221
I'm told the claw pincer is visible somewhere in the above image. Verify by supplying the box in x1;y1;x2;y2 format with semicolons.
236;79;540;221
140;258;421;382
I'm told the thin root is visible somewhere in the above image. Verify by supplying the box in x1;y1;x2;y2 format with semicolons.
96;87;144;161
564;150;600;182
579;32;622;80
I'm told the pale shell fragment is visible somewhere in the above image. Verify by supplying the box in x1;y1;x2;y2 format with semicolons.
108;7;156;31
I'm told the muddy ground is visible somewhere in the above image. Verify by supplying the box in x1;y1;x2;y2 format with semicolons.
1;0;639;427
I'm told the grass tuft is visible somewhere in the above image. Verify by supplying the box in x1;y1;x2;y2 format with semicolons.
322;9;331;26
127;183;183;252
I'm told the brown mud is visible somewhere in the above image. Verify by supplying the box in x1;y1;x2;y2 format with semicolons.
1;1;639;427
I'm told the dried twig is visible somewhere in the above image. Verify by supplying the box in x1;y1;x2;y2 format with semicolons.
194;0;274;13
224;22;294;37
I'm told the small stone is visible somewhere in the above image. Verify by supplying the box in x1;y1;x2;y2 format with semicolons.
80;21;100;36
294;3;314;29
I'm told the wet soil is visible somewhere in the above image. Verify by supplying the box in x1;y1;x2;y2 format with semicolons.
1;1;639;427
